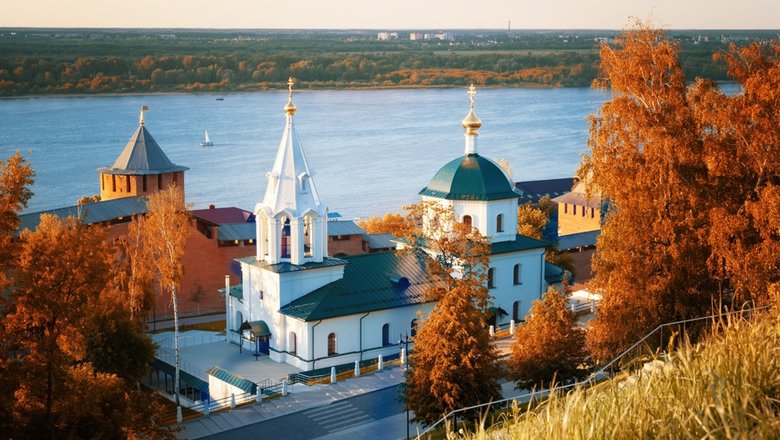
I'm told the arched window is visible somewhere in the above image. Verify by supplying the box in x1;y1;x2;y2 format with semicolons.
410;319;418;337
327;333;337;356
487;268;495;289
280;216;291;258
235;311;243;331
513;301;521;322
289;332;297;355
496;214;504;233
513;264;521;285
304;215;314;257
462;215;472;229
382;323;390;347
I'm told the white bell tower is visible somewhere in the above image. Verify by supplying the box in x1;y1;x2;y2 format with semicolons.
255;78;328;265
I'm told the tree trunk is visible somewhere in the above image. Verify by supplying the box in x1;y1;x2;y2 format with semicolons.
172;286;180;408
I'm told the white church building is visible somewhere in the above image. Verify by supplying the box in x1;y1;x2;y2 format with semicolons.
225;81;563;370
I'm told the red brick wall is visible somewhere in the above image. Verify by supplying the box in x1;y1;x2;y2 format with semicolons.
100;172;185;201
328;234;365;257
150;222;254;319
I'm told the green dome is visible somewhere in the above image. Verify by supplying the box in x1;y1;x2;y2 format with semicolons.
419;154;520;201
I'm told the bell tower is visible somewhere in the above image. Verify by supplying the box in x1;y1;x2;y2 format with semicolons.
254;78;328;265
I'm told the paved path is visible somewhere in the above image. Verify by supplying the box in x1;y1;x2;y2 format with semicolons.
175;365;405;439
174;333;533;439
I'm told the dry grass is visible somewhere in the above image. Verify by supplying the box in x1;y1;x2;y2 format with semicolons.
462;312;780;440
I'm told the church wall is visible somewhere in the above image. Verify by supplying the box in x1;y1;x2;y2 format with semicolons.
423;197;519;243
302;303;434;369
486;249;546;322
277;264;345;307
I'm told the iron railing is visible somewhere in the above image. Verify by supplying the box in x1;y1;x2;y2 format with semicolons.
415;305;770;438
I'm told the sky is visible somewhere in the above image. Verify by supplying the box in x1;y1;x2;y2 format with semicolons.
4;0;779;29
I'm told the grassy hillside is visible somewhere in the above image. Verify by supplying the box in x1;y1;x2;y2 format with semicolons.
466;312;780;439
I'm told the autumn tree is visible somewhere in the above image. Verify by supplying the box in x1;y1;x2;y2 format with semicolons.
517;197;575;277
401;201;502;426
582;23;716;363
517;203;548;240
693;42;780;306
0;151;34;435
143;186;190;421
0;151;34;290
509;283;587;389
3;215;172;439
358;212;411;237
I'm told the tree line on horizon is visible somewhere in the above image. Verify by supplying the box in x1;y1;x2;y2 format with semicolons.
0;29;743;96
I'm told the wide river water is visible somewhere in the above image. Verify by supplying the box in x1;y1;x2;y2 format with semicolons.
2;87;609;217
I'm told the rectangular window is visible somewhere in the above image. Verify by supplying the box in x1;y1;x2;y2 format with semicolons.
101;175;105;190
564;203;568;214
111;175;116;192
143;175;147;192
173;173;178;185
158;174;163;190
126;175;131;192
591;207;595;218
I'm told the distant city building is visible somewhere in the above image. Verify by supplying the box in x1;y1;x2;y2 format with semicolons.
377;32;398;41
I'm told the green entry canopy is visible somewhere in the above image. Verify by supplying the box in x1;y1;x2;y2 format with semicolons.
248;320;272;338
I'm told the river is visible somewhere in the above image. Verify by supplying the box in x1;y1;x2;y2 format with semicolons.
1;87;608;217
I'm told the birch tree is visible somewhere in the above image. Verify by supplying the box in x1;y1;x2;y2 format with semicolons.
142;186;190;420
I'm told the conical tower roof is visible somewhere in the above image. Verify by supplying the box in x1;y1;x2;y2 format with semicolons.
98;109;188;175
258;78;325;218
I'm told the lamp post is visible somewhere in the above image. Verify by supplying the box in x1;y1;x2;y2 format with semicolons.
399;332;411;440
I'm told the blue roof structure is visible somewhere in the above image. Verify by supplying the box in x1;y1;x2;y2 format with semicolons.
97;125;188;176
419;154;521;201
17;197;147;234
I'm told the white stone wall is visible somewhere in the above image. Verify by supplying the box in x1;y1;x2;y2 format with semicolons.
208;374;249;402
422;196;519;243
487;249;546;322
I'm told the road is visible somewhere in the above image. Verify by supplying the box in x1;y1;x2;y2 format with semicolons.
201;385;412;440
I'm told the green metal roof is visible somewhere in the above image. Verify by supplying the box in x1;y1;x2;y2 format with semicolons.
218;223;256;241
248;320;272;338
328;220;366;236
419;154;521;201
218;284;243;301
279;251;444;321
153;358;209;392
545;261;565;284
237;256;347;274
206;366;257;394
491;235;549;254
17;197;147;234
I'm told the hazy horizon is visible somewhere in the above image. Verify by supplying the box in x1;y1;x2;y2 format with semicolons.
5;0;779;30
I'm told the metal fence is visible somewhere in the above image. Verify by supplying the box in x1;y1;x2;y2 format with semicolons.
415;305;770;439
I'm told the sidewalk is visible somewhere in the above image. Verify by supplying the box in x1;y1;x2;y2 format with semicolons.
175;365;406;439
174;333;533;439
